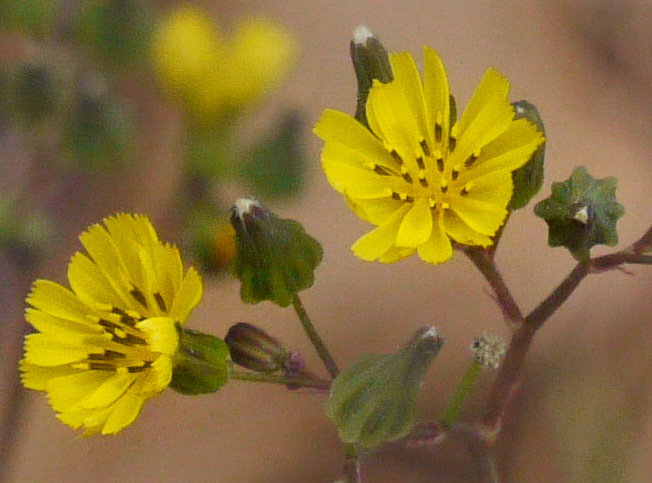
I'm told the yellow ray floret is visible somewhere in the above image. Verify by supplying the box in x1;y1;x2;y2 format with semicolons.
21;214;203;435
315;45;544;264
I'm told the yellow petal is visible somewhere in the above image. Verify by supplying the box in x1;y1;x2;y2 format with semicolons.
348;197;404;225
47;371;113;413
423;46;450;145
80;373;137;410
395;196;433;247
417;215;453;264
27;280;97;325
454;171;514;207
351;204;411;261
450;195;508;236
378;246;417;263
456;68;510;137
101;392;144;434
136;317;179;355
68;252;126;310
137;356;173;395
23;333;95;366
443;210;493;247
314;109;396;169
388;52;428;143
20;361;80;390
168;268;203;324
26;308;101;337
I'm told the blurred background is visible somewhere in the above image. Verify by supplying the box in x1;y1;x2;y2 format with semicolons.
1;0;651;481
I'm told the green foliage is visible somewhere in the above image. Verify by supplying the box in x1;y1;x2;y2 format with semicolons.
509;100;546;211
0;0;57;38
170;328;230;395
230;199;323;307
62;83;134;169
75;0;153;68
535;166;625;261
324;327;443;448
240;111;306;199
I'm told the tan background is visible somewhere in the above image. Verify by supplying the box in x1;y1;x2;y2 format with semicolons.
2;0;652;481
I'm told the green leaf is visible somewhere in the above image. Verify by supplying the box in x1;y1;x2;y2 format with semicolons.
170;328;230;395
508;100;546;211
534;166;625;261
324;327;443;448
240;111;306;199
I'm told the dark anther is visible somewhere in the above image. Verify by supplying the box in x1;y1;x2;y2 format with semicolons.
441;185;448;194
464;151;479;167
374;165;392;176
419;177;429;188
449;136;457;152
392;192;401;200
436;156;444;173
416;156;426;170
405;195;415;203
130;286;148;308
451;169;459;181
402;171;413;184
390;149;404;165
460;186;469;196
435;124;442;143
419;139;431;157
128;362;152;373
154;292;167;312
88;362;116;371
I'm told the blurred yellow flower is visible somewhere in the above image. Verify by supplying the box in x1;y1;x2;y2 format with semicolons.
314;46;544;264
20;214;203;435
151;6;296;123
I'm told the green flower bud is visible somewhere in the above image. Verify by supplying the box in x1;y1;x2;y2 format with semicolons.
230;199;323;307
324;326;444;448
509;100;546;211
170;328;230;395
225;322;287;373
349;25;393;128
534;166;625;261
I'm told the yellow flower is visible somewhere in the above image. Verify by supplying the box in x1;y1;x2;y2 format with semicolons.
20;214;203;435
151;6;296;123
314;46;544;264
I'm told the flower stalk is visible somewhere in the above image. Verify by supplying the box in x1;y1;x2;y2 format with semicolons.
441;360;483;427
227;365;331;391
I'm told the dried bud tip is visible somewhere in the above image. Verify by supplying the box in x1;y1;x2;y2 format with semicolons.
470;332;506;369
352;25;374;45
573;205;590;225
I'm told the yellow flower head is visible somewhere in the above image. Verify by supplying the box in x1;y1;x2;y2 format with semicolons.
314;46;544;264
151;6;296;123
21;214;203;435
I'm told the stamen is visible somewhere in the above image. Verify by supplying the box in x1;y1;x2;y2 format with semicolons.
435;151;444;172
460;181;474;196
440;178;448;193
465;149;481;168
419;138;431;157
391;192;401;200
451;164;460;181
390;149;403;165
154;292;167;312
418;171;428;188
435;112;443;143
441;202;450;210
428;197;436;208
400;166;413;184
416;156;426;170
374;165;392;176
449;136;457;152
130;286;148;309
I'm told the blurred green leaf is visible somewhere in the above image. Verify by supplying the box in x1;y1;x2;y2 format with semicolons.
241;111;306;199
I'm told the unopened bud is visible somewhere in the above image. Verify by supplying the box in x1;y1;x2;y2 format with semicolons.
230;198;323;307
350;25;393;127
225;322;287;373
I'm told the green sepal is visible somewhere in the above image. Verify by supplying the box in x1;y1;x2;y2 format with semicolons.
230;199;323;307
508;100;546;211
324;327;443;448
240;111;305;199
534;166;625;261
349;27;393;129
170;327;230;395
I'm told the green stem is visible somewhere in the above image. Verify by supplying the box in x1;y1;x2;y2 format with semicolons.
228;367;331;391
341;444;361;483
292;293;340;379
441;360;483;427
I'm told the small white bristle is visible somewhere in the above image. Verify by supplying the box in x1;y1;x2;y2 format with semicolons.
234;198;259;218
353;25;374;45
